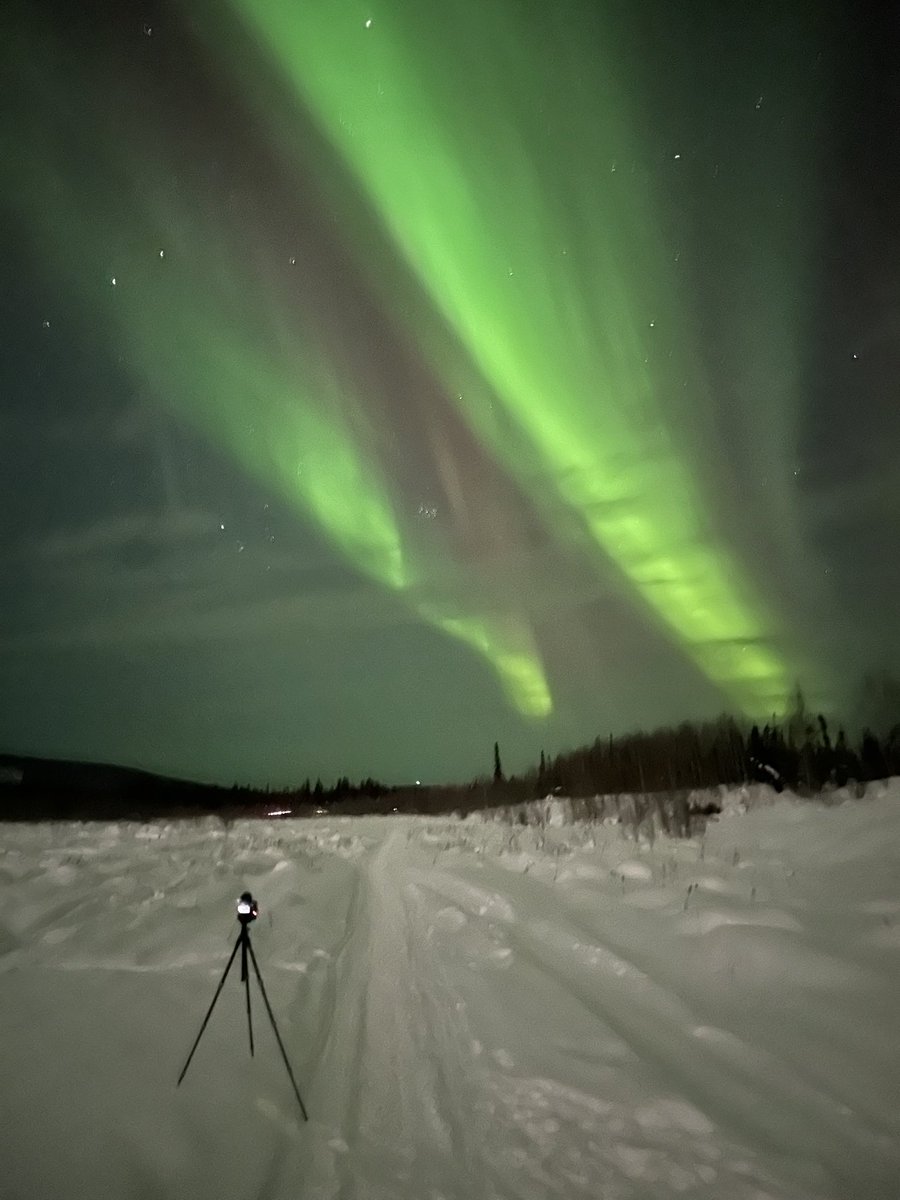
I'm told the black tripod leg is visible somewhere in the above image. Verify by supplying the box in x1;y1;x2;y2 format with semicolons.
177;932;242;1086
244;951;255;1057
246;937;309;1121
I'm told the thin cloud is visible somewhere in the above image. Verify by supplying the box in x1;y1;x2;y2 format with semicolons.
36;507;217;561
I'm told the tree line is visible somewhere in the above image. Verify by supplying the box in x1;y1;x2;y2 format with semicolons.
4;679;898;820
484;691;900;807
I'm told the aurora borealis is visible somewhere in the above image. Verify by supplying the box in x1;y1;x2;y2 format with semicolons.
2;0;897;786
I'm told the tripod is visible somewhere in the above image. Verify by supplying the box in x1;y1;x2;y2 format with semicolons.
177;893;309;1121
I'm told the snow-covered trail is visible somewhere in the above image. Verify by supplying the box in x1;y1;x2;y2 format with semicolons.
297;829;488;1199
1;786;899;1199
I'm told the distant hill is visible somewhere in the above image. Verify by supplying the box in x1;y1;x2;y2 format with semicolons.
0;752;182;792
0;752;231;820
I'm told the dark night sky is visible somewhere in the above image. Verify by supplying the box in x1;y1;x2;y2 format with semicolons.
1;0;898;786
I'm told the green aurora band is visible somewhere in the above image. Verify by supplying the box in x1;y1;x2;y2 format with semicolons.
223;0;808;714
5;0;834;729
6;60;552;717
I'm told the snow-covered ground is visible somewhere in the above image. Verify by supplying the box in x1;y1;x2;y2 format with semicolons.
2;783;899;1200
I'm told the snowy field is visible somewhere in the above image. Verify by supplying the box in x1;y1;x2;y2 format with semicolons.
1;783;899;1200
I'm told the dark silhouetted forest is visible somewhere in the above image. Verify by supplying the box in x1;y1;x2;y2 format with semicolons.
2;679;899;822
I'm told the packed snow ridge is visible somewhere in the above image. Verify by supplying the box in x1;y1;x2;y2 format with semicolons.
2;781;899;1200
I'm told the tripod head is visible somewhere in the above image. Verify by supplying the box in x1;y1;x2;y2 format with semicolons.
237;892;258;926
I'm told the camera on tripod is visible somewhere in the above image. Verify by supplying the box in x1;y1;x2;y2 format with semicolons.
177;890;308;1120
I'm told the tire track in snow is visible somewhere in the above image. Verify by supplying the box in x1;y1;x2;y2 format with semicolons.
417;860;899;1200
299;829;488;1200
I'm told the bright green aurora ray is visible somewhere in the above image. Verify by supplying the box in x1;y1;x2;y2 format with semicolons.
226;0;804;713
7;100;551;717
